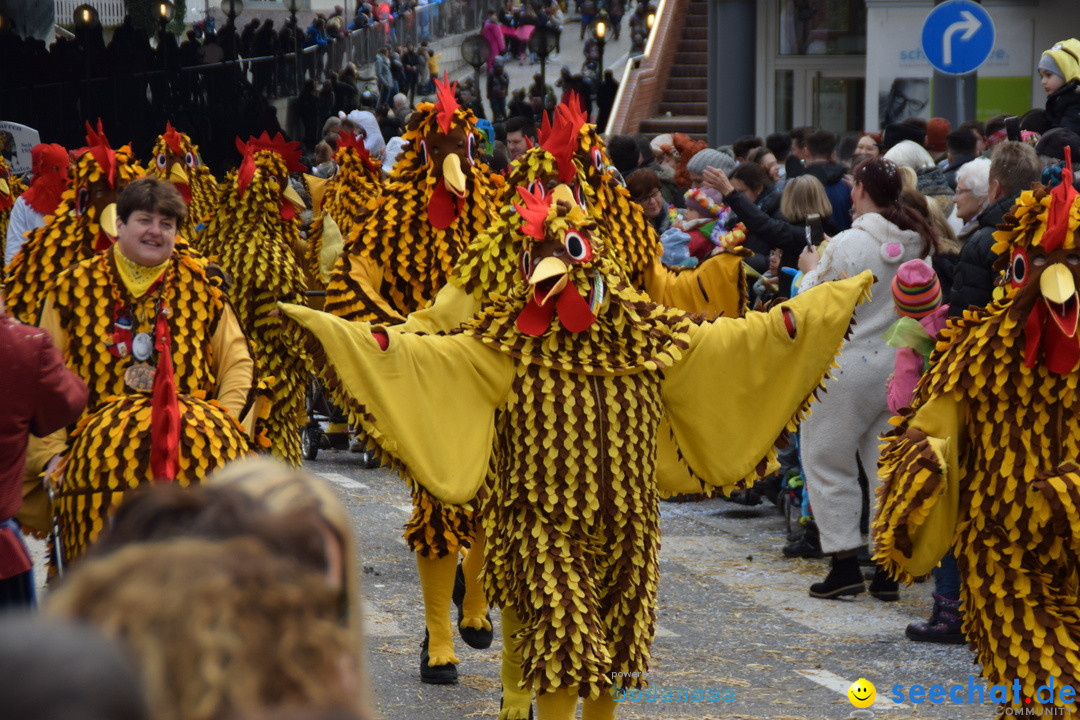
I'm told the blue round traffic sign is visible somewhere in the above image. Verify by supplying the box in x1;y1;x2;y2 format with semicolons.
920;0;995;76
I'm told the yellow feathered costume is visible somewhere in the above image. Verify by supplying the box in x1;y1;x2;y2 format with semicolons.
303;129;384;299
4;121;141;326
281;183;872;720
875;169;1080;717
323;77;496;323
199;132;309;465
149;123;219;248
0;155;26;262
35;247;254;564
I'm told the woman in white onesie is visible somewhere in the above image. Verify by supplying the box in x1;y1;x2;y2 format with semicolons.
797;157;940;600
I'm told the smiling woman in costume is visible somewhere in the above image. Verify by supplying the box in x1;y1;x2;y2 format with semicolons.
30;177;254;565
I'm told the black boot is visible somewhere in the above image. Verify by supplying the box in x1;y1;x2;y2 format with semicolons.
782;522;823;558
809;554;864;599
452;562;494;649
419;631;458;684
869;566;900;601
906;593;965;644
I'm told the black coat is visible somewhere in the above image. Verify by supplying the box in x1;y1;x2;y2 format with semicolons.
1046;79;1080;135
724;189;838;296
947;194;1016;317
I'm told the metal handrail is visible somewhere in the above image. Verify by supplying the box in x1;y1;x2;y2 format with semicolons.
603;0;668;136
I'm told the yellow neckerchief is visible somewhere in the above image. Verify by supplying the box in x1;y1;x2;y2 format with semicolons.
114;244;170;298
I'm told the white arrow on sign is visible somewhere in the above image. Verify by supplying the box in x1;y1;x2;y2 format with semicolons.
942;10;981;66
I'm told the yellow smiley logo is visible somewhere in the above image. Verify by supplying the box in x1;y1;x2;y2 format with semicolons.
848;678;876;708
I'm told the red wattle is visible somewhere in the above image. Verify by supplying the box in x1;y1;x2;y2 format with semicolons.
428;182;461;230
280;202;296;221
1024;302;1080;374
516;296;555;336
1044;321;1080;374
176;183;192;204
556;286;596;333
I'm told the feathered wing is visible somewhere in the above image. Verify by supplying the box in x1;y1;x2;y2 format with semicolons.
642;252;747;319
874;393;964;582
277;303;513;504
661;271;873;494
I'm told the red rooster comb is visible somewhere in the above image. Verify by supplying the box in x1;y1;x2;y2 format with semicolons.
513;184;551;240
434;75;460;135
235;132;306;197
541;102;587;184
83;119;119;188
336;128;379;174
162;122;185;156
1043;146;1079;253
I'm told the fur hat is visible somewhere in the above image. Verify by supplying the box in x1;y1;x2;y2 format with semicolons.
892;260;942;319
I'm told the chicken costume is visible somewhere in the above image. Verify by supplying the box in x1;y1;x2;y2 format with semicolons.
303;129;384;299
402;106;751;711
0;155;26;262
455;98;746;320
149;123;219;247
199;132;308;464
875;158;1080;716
323;77;497;323
280;183;873;720
35;243;254;564
4;121;140;326
319;78;500;683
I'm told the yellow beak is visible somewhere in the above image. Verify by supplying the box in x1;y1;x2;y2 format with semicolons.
528;256;568;306
0;178;9;196
168;162;189;185
283;183;306;212
99;203;118;238
1040;263;1076;305
442;153;467;199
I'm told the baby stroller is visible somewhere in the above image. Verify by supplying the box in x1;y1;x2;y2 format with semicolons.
299;292;378;467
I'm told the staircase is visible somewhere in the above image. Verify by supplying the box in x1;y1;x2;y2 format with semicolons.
638;0;708;138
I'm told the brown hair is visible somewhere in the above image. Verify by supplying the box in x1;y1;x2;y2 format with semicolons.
989;141;1042;199
624;167;660;203
731;162;773;196
117;177;187;223
854;157;939;255
46;538;357;720
88;484;329;576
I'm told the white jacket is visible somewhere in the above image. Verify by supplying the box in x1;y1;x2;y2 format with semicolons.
801;212;929;353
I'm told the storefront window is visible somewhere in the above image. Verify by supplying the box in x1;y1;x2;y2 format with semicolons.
775;70;794;131
813;76;865;133
779;0;866;56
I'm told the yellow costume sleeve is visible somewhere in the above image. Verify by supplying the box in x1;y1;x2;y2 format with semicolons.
211;303;255;420
333;252;408;324
397;282;481;335
874;393;964;581
642;253;745;319
278;303;513;504
662;271;873;494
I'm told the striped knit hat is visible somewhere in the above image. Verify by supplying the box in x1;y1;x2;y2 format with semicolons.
892;259;942;318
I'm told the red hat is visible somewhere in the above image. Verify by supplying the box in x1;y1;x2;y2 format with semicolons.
925;117;951;153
